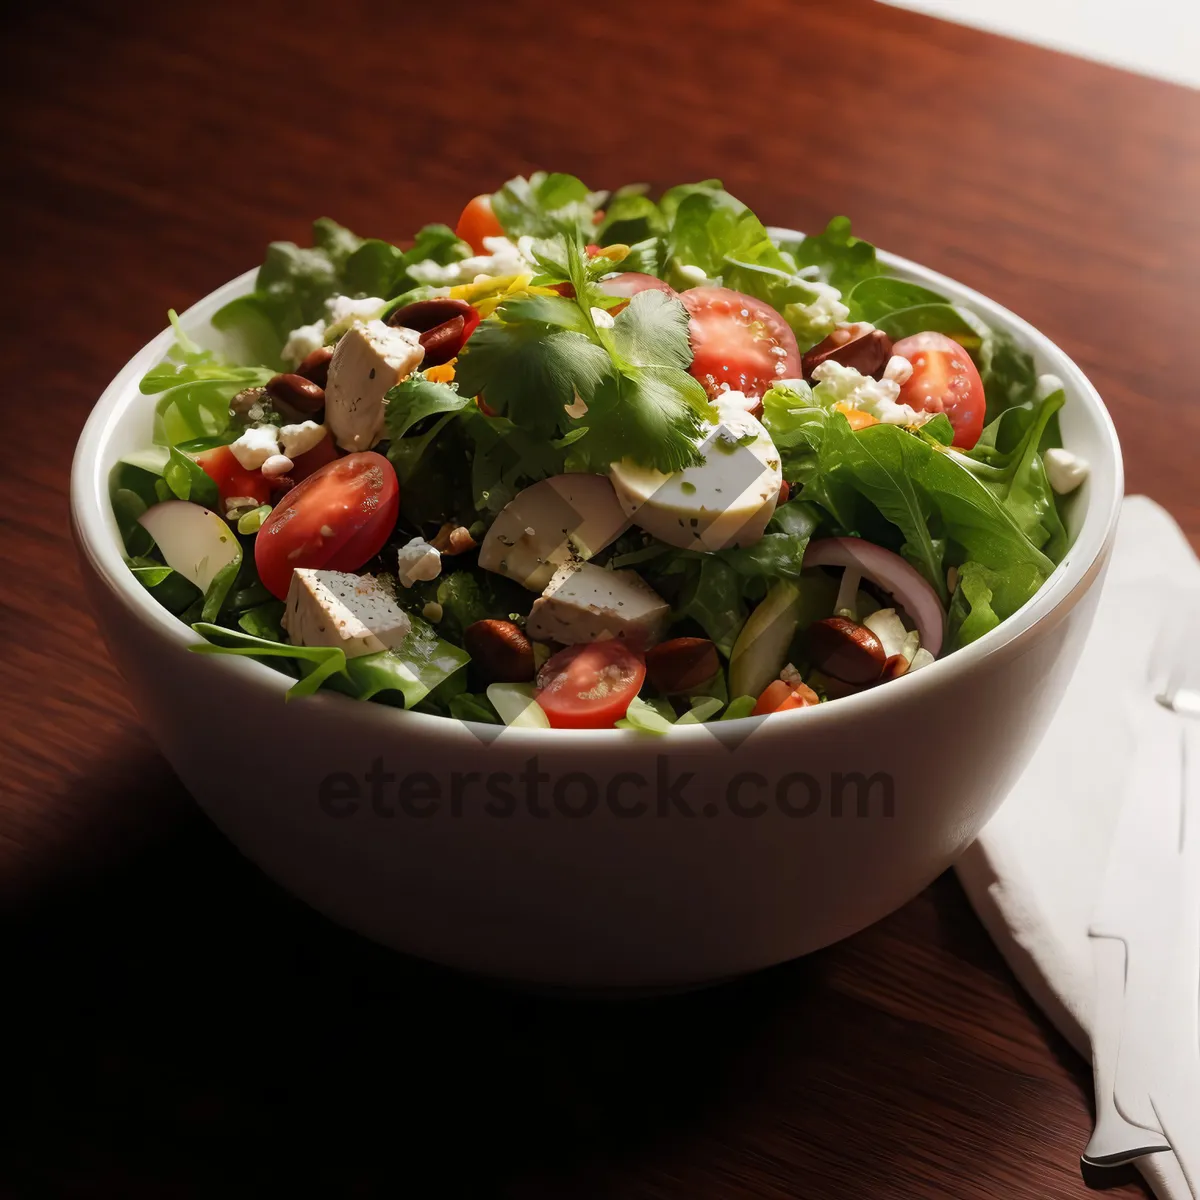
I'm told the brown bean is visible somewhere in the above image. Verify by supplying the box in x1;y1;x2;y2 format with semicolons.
265;372;325;417
806;617;886;685
387;297;475;333
801;323;893;382
295;346;333;388
464;619;535;684
645;637;720;694
419;315;467;367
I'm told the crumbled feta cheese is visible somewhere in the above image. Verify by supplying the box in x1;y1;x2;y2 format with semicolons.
676;263;708;285
406;236;535;287
1036;373;1065;400
422;601;443;622
281;321;327;367
396;537;442;588
590;306;615;329
230;425;281;470
326;295;386;325
812;360;931;427
883;355;913;386
279;420;327;459
800;280;851;334
1044;447;1090;494
261;454;294;478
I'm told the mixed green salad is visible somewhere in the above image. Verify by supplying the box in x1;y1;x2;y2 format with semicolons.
112;174;1087;731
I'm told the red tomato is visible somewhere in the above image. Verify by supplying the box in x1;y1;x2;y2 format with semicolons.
534;641;647;729
752;679;820;716
254;452;399;600
597;273;677;300
680;286;800;400
290;431;339;482
455;194;505;254
892;331;986;449
194;445;270;507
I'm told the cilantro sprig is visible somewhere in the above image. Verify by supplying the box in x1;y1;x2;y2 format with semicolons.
455;235;714;473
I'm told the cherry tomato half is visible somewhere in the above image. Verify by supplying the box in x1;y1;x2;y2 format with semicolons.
752;679;820;716
534;641;647;729
455;194;505;254
680;286;800;400
254;451;399;600
597;273;677;301
892;331;986;450
194;445;270;507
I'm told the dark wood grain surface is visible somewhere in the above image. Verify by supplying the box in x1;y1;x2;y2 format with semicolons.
5;0;1197;1195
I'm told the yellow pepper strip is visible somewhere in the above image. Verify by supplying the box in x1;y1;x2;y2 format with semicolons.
424;361;456;384
835;402;879;431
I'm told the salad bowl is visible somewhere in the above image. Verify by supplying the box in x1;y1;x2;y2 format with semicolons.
71;218;1122;990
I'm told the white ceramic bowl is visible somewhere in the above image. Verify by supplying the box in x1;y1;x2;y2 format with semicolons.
71;237;1123;990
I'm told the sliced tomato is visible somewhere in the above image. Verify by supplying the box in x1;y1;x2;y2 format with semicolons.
534;641;647;729
680;286;800;400
455;194;505;254
892;331;986;449
752;678;820;716
254;451;399;600
597;273;677;301
289;431;339;482
194;445;270;506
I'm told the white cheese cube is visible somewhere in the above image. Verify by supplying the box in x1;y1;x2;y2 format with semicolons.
525;561;669;649
282;569;412;659
325;320;424;452
608;399;782;552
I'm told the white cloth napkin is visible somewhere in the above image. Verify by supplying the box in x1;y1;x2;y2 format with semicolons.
957;495;1200;1199
955;494;1200;1190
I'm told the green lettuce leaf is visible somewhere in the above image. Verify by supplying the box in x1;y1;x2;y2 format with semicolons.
777;216;881;293
491;173;602;240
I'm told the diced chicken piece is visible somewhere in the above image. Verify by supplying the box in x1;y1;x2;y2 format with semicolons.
525;561;669;649
282;569;412;659
325;320;424;452
478;473;631;592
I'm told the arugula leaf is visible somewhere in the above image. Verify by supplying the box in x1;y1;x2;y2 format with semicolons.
491;173;601;239
384;374;472;449
950;387;1067;558
718;500;821;579
672;557;747;657
947;562;1002;648
459;406;567;514
190;624;348;697
128;557;201;614
784;409;1057;613
238;600;286;642
778;216;881;293
109;462;162;556
190;608;468;707
977;326;1041;427
163;446;220;510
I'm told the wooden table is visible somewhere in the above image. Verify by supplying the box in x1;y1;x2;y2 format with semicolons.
5;1;1197;1194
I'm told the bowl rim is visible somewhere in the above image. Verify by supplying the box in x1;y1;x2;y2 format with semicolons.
71;234;1124;748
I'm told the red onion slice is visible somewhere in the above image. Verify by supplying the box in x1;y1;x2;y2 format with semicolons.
803;537;945;658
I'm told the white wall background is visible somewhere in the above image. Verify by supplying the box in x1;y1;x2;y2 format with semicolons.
881;0;1200;89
